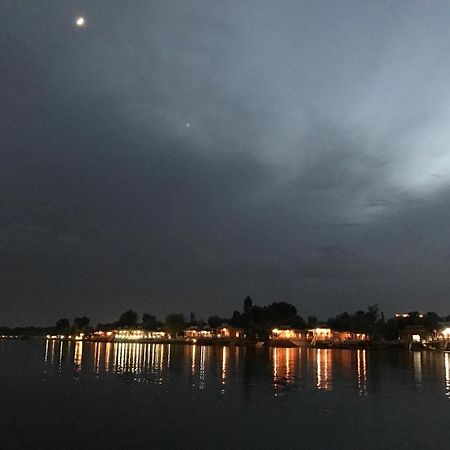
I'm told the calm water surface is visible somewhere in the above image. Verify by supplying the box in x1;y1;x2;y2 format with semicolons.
1;340;450;449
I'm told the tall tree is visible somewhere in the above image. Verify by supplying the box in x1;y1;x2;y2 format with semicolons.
243;296;253;315
142;313;159;330
74;316;90;330
56;318;70;333
207;315;228;328
165;314;186;336
117;310;138;327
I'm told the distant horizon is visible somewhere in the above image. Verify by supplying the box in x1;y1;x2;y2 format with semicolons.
3;302;449;329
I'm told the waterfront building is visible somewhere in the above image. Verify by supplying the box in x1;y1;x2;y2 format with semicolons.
183;327;214;340
333;331;369;342
435;322;450;340
399;325;433;344
216;326;245;339
307;327;333;342
270;327;307;347
306;328;369;347
395;312;425;319
147;331;166;339
92;329;166;341
270;327;304;340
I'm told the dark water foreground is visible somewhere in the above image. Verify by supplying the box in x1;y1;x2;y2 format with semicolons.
1;340;449;449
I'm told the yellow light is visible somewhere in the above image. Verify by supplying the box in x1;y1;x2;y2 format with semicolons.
75;17;85;27
442;328;450;339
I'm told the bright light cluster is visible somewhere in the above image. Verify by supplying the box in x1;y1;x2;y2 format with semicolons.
271;328;300;339
441;328;450;339
395;313;424;318
114;329;166;340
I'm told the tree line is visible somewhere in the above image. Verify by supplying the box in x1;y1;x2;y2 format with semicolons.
2;297;449;339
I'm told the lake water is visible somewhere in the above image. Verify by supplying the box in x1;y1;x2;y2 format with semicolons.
1;340;449;449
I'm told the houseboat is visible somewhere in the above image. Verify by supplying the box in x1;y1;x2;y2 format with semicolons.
270;327;307;347
307;327;333;347
183;326;246;345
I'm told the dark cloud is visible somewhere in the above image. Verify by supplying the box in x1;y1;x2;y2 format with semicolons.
2;1;450;325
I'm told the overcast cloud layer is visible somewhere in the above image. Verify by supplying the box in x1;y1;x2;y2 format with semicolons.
2;1;450;325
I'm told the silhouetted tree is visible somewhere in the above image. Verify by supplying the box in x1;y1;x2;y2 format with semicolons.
117;310;138;327
0;326;12;335
165;314;186;336
264;301;297;321
243;296;253;314
96;322;115;331
142;314;160;330
327;305;380;333
307;316;318;327
237;299;305;333
207;315;228;328
423;312;440;330
230;310;242;326
74;316;90;331
189;312;197;325
56;318;70;333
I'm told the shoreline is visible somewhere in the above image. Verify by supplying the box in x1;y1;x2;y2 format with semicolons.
2;335;450;351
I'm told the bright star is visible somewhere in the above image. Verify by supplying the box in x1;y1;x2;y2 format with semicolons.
186;123;190;127
75;17;85;27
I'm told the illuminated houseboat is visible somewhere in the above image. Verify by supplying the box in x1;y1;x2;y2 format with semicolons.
184;326;245;344
399;326;433;346
217;326;245;339
430;323;450;351
92;329;167;342
183;327;214;341
270;327;307;347
332;331;370;348
307;328;369;348
308;328;333;347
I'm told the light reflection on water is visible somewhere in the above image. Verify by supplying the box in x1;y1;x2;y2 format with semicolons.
445;353;450;398
41;340;450;398
316;348;331;391
357;349;367;396
413;351;422;386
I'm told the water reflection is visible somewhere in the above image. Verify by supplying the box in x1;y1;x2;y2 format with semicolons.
191;344;196;375
111;343;170;384
74;341;83;369
199;346;207;390
221;346;228;385
356;349;367;395
271;347;297;391
316;349;331;391
58;340;64;374
40;340;450;399
445;353;450;399
413;351;422;386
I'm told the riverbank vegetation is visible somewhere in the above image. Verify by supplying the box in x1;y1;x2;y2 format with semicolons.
1;297;449;341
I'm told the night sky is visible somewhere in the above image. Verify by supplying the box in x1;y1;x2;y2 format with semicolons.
2;1;450;326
